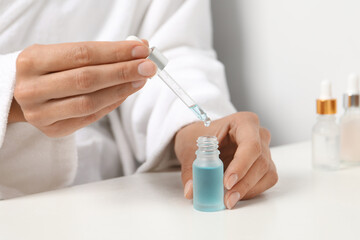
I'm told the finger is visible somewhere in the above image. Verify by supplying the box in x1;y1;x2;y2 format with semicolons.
33;59;156;101
224;154;270;209
224;118;261;190
180;146;195;199
224;125;272;209
260;127;271;145
181;160;194;199
36;80;146;126
41;99;125;138
184;179;193;200
141;39;149;47
21;41;150;74
242;162;278;200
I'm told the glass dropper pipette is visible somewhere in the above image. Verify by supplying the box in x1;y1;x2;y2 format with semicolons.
127;36;211;127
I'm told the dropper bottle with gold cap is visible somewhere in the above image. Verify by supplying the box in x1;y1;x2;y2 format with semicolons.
312;80;340;170
340;74;360;166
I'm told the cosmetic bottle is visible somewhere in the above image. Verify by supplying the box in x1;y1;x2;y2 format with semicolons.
193;136;225;212
340;74;360;166
312;80;340;170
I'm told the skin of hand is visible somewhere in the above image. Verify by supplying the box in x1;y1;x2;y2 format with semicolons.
9;40;157;137
174;112;278;209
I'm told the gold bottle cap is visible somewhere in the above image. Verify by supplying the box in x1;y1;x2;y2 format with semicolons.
316;99;337;114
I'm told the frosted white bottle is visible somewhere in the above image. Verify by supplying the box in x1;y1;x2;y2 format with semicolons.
340;74;360;166
312;81;340;170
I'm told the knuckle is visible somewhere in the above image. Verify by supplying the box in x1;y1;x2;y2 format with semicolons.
14;83;39;102
246;112;259;124
249;140;262;156
269;169;279;186
71;45;91;65
77;96;96;114
28;44;41;51
232;155;247;177
116;97;127;105
16;50;34;72
16;44;43;73
13;84;26;102
245;190;256;199
261;127;271;141
75;69;93;91
106;101;122;112
42;125;63;138
16;53;30;71
117;65;130;81
42;128;58;138
262;127;271;137
258;157;270;174
83;113;99;124
240;180;251;192
116;85;127;98
23;110;40;124
231;112;260;126
234;168;247;181
114;47;125;62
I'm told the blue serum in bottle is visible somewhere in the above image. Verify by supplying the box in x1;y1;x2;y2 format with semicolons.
193;136;225;212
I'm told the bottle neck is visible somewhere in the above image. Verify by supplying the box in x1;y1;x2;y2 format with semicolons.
196;136;220;159
344;106;360;112
317;114;336;121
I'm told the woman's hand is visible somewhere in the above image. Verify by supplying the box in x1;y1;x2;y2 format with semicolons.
10;40;156;137
174;112;278;209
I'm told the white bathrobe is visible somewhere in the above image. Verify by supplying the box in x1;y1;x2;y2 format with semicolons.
0;0;236;199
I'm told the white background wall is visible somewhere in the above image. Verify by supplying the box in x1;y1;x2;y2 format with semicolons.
211;0;360;146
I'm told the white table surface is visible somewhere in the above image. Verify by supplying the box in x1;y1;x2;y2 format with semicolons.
1;141;360;240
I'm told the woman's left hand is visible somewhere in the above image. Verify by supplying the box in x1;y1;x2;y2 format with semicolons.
174;112;278;209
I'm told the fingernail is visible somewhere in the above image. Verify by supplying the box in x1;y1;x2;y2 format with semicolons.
132;80;146;88
138;61;157;77
226;192;240;209
132;45;149;58
225;173;238;190
141;39;149;47
184;180;193;198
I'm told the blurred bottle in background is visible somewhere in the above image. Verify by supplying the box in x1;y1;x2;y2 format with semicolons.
312;80;340;170
340;74;360;166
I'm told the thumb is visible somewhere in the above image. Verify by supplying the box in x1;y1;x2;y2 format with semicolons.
181;160;193;199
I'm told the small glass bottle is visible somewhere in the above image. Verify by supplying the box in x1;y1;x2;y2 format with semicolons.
340;74;360;166
312;80;340;170
193;136;225;212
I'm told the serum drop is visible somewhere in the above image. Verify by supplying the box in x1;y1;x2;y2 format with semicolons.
312;80;340;170
193;136;225;212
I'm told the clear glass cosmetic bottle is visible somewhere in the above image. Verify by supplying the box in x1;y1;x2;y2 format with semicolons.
312;80;340;170
193;136;225;212
340;74;360;166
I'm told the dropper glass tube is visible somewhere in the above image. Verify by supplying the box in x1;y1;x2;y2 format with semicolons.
156;69;211;127
146;43;211;127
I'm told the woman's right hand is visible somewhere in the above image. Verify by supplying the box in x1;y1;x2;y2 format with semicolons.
11;40;156;137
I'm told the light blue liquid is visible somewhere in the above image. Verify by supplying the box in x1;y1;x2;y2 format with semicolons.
190;104;211;127
193;163;225;212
